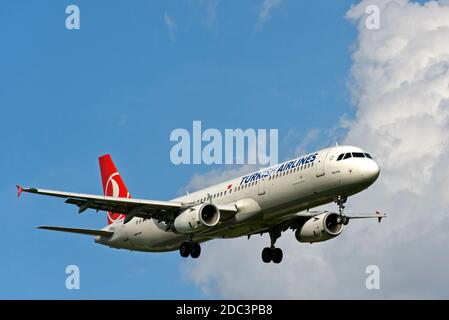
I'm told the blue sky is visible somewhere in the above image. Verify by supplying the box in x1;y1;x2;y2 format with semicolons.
1;0;359;298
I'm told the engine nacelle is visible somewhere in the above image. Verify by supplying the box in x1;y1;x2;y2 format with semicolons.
295;212;343;243
173;203;220;234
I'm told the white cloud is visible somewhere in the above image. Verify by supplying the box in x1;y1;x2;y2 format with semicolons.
193;0;221;27
257;0;283;29
183;0;449;298
164;12;177;41
294;128;320;156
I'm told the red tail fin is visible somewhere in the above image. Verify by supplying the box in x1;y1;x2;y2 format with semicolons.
99;155;131;225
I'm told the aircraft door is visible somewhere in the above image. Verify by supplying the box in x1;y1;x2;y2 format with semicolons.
316;150;330;177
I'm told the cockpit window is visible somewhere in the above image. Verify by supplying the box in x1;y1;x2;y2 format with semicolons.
352;152;365;158
337;152;373;160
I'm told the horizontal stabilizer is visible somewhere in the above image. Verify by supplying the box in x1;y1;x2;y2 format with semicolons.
38;226;113;237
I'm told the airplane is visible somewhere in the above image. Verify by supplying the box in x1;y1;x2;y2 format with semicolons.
17;145;385;264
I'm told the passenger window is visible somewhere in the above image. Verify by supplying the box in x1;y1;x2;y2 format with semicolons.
343;153;351;160
337;154;344;161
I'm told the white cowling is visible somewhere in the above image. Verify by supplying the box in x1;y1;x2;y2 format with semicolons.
295;212;343;243
173;203;220;234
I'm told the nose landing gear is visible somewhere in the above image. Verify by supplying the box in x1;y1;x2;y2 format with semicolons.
335;195;349;225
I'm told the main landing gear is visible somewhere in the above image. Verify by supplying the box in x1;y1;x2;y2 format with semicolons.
179;241;201;259
261;228;283;264
335;195;349;225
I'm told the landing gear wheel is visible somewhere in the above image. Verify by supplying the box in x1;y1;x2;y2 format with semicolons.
262;247;272;263
342;216;349;225
272;248;283;264
179;242;191;258
190;243;201;259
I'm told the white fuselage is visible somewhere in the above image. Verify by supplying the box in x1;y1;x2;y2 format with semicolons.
96;146;380;252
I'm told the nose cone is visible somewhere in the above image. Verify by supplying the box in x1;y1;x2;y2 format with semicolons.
361;160;380;183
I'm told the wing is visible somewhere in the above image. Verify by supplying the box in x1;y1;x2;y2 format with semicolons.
245;210;387;239
18;186;238;224
38;226;113;237
288;210;387;223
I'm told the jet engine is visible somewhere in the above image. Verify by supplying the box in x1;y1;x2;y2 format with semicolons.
173;203;220;234
295;212;343;243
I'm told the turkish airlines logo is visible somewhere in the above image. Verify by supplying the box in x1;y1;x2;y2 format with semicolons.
105;172;129;223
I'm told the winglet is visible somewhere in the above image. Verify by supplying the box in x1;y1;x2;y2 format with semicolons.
16;185;24;198
376;211;383;223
